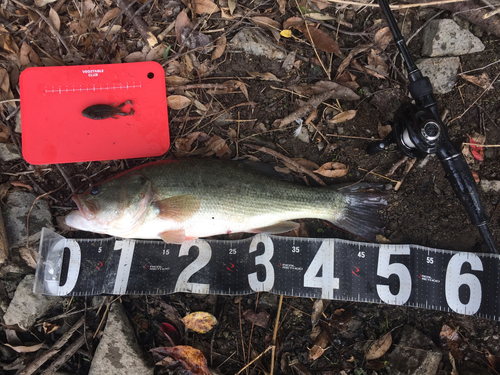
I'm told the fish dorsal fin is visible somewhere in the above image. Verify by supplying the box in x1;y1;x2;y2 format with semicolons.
250;221;300;234
159;229;188;244
153;195;201;222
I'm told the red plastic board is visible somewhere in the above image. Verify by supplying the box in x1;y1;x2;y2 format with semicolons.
20;62;169;164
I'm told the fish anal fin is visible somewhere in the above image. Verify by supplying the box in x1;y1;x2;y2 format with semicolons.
154;195;201;222
250;221;300;234
159;229;188;244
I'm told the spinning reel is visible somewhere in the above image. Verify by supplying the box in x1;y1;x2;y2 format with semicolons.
368;0;498;254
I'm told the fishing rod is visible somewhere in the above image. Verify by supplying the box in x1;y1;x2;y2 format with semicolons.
367;0;499;254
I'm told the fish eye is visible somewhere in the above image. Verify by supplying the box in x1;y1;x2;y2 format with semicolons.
91;186;100;195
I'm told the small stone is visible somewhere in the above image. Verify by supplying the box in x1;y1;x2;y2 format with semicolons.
317;142;325;152
0;143;21;162
296;127;310;143
386;325;442;375
422;19;485;57
3;274;62;330
258;293;279;310
3;191;54;248
416;57;460;94
89;303;154;375
336;127;344;135
15;112;22;133
231;28;286;60
481;180;500;192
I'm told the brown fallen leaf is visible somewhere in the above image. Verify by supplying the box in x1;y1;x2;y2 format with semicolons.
247;71;282;81
288;81;360;99
99;7;122;27
378;121;392;139
485;349;500;373
283;16;304;29
212;35;226;60
174;131;209;155
167;95;192;110
291;158;320;172
242;310;270;328
165;75;189;87
0;68;10;94
48;8;61;33
181;312;217;333
252;16;281;31
194;0;220;14
43;322;59;335
365;332;392;360
175;10;194;45
328;110;357;124
461;72;492;90
204;135;231;159
314;162;349;178
440;324;464;361
151;345;210;375
296;25;340;54
3;342;44;353
308;330;330;361
374;27;393;51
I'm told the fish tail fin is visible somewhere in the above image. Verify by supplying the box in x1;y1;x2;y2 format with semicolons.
330;183;388;241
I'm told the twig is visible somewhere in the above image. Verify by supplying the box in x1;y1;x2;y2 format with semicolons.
0;99;20;104
102;0;138;41
56;164;76;194
358;167;400;183
94;297;120;338
41;331;92;375
327;133;381;140
386;156;409;176
463;143;500;147
270;295;284;375
238;298;247;375
114;0;156;47
19;317;85;375
244;144;326;186
235;346;272;375
10;0;71;53
394;158;416;191
458;60;500;75
326;0;467;9
450;71;500;123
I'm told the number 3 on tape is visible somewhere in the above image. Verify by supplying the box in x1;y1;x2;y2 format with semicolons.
34;229;499;320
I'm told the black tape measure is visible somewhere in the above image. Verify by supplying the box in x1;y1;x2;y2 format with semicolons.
34;228;500;320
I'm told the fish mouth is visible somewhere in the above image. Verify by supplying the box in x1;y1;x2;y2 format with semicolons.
72;195;98;220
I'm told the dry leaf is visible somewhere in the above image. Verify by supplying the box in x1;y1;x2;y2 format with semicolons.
365;332;392;360
123;51;146;62
211;35;226;60
35;0;57;7
205;135;231;159
247;71;282;81
296;25;340;54
182;312;217;333
3;342;44;353
314;162;349;178
168;95;192;110
468;134;484;161
278;0;286;14
252;16;281;31
228;0;236;14
99;7;122;28
374;27;393;51
0;68;10;94
20;42;43;67
461;73;492;90
3;35;19;54
175;10;193;45
440;325;464;361
291;158;319;171
471;170;480;183
242;310;270;328
165;75;189;87
378;122;392;139
283;16;304;29
328;110;357;124
43;322;59;334
308;345;326;362
289;81;359;100
48;8;60;32
194;0;220;14
151;345;210;375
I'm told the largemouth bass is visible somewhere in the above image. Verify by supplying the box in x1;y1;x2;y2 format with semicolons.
65;158;387;243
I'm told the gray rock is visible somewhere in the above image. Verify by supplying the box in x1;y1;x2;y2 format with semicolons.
416;57;460;94
3;191;54;248
3;274;62;330
422;19;485;57
386;325;442;375
0;143;21;162
231;28;286;60
296;126;310;143
89;303;154;375
481;179;500;192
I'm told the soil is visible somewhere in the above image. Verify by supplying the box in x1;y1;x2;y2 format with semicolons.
1;1;500;374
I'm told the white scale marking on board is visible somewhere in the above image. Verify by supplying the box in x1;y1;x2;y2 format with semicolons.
44;82;142;94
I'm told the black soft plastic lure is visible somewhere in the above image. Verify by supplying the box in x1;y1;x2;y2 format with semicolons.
82;100;134;120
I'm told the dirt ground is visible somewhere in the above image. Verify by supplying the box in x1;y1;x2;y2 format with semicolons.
1;0;500;373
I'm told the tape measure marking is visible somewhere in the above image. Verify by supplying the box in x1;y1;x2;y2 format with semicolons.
33;229;500;321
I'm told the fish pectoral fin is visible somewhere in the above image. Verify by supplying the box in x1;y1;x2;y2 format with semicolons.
154;195;201;222
250;221;300;234
159;229;189;244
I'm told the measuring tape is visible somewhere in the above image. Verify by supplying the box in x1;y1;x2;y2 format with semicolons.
34;228;500;321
